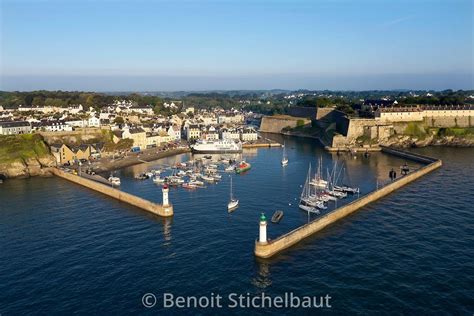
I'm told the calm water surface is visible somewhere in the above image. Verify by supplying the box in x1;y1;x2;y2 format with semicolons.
1;136;473;314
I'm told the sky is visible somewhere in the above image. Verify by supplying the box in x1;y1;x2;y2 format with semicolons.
0;0;473;91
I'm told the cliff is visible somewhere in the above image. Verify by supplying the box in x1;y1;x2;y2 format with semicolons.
0;134;57;179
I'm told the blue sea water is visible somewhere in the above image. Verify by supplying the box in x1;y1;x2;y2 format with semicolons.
1;137;473;315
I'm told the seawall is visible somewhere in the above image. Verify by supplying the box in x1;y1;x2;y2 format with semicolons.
259;115;311;134
51;168;173;217
254;148;441;258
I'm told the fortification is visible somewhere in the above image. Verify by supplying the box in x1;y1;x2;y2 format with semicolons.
259;115;311;133
254;147;441;258
51;168;173;217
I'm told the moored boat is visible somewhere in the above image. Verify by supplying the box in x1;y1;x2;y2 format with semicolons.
108;176;121;186
235;161;251;174
227;176;239;212
271;210;284;223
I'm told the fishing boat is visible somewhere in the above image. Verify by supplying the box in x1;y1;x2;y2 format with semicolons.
227;176;239;212
235;161;251;174
271;210;284;223
281;142;288;166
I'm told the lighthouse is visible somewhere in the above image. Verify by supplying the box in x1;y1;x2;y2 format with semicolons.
259;213;267;244
162;184;169;206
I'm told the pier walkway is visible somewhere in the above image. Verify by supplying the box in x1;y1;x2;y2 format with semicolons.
51;168;173;217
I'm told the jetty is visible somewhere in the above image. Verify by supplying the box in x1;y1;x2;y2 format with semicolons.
51;168;173;217
255;147;442;258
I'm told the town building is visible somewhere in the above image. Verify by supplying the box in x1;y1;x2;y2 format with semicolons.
186;125;202;141
50;144;91;165
240;127;258;142
0;121;32;135
122;127;147;150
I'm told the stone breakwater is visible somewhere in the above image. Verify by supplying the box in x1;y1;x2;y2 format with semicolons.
254;147;442;258
51;168;173;217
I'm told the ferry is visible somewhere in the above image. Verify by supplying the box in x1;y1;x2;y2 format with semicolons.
235;161;251;174
191;139;242;154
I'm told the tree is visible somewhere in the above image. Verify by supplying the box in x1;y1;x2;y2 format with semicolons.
114;116;124;124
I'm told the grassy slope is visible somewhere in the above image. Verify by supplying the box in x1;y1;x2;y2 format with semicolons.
0;134;51;163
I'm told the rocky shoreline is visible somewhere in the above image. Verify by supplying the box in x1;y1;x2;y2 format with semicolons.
379;135;474;148
0;155;57;179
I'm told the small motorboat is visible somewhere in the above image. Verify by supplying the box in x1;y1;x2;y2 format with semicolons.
299;203;319;214
333;185;359;194
152;176;165;184
201;175;215;182
271;210;284;223
135;173;149;180
225;165;235;172
182;182;197;189
108;176;121;186
189;180;205;187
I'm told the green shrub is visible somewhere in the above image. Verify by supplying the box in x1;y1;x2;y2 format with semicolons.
404;122;427;138
0;134;50;163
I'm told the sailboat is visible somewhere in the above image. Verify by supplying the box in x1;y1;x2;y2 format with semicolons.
281;142;288;166
299;164;320;214
227;176;239;212
310;158;328;189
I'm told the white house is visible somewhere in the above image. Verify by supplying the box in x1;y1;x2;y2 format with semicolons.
221;128;240;141
167;125;181;141
88;116;101;127
240;127;258;142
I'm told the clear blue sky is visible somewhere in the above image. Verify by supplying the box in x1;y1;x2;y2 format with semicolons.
1;0;473;91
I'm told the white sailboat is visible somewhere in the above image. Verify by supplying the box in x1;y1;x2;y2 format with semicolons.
227;176;239;212
299;164;320;214
281;142;288;166
310;158;328;189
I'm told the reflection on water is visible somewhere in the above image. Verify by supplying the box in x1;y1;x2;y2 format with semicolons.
252;259;272;290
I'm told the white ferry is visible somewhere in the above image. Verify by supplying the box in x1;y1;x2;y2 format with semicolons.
191;139;242;153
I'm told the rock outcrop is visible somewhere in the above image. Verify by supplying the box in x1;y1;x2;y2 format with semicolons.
0;155;57;179
379;135;474;148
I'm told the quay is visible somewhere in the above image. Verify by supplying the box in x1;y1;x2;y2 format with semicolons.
51;168;173;217
243;142;281;149
254;147;442;258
